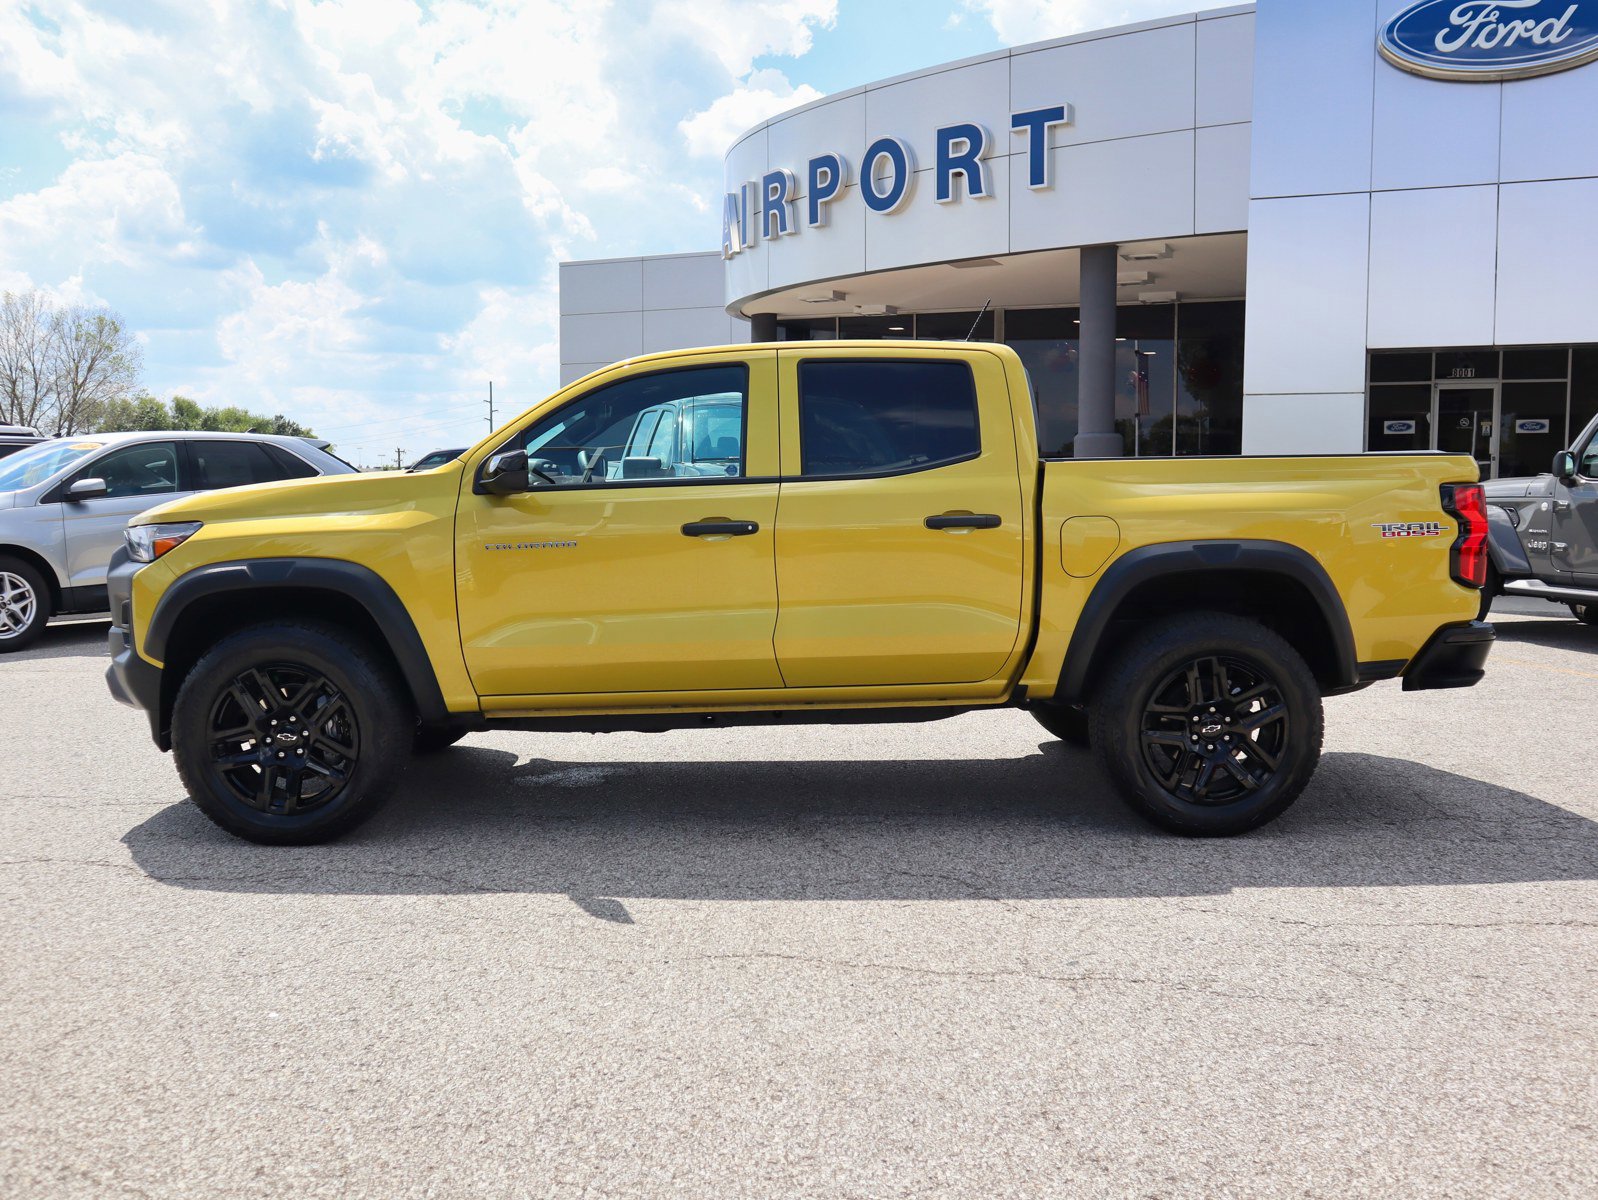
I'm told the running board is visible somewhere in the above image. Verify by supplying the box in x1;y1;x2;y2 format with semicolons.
1503;578;1598;605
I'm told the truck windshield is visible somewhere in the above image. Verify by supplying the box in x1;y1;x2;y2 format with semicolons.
0;440;101;492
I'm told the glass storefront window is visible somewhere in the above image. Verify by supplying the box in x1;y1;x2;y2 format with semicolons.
914;310;996;341
1502;347;1569;380
1368;384;1432;451
1572;348;1598;444
1499;382;1566;478
1004;308;1079;457
1435;349;1498;381
1175;301;1244;456
1369;352;1432;383
778;318;837;340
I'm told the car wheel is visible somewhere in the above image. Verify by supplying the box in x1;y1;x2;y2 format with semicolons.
414;725;468;753
171;621;411;845
1570;603;1598;626
1478;562;1499;621
1030;701;1090;746
0;556;52;653
1090;612;1324;837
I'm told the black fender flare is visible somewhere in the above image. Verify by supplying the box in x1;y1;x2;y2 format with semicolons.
1055;539;1357;703
146;558;449;724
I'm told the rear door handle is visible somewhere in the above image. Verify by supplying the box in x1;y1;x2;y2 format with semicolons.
924;513;1002;531
682;519;759;538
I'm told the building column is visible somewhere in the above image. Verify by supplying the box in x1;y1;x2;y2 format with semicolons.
1073;244;1123;459
750;312;778;343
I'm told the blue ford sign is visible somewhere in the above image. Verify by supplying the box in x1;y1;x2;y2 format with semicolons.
1380;1;1598;81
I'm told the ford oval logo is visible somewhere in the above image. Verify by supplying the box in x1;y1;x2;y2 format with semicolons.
1380;0;1598;81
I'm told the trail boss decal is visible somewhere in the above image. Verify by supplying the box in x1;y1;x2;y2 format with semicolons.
1380;0;1598;81
1373;521;1446;539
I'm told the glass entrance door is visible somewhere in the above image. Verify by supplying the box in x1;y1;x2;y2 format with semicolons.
1434;385;1498;478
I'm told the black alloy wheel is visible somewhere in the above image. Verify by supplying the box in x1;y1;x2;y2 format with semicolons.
172;621;410;844
204;664;361;816
1090;612;1323;836
1138;655;1287;805
1570;602;1598;626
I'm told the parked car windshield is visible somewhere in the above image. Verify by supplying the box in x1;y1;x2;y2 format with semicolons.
0;439;102;492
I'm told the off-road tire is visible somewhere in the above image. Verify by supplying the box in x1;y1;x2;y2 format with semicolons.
1570;602;1598;626
1089;612;1324;837
1030;702;1090;747
171;621;411;845
0;555;52;653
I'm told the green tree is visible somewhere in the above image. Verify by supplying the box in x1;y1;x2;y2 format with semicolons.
170;396;204;430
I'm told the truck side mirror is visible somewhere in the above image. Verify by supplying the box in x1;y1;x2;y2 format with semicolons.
480;450;530;495
66;477;109;502
1553;450;1578;481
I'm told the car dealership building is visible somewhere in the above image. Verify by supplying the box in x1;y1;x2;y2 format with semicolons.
559;0;1598;478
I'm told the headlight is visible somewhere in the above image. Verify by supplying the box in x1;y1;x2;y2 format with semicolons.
126;521;202;563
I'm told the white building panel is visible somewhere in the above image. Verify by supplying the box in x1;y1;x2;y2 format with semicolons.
1010;21;1197;146
1194;122;1251;234
557;258;642;315
1244;192;1370;396
1500;67;1598;183
865;170;1009;273
559;311;642;364
1250;0;1376;198
1242;394;1365;456
765;182;869;299
765;90;866;194
1009;131;1195;254
1367;186;1498;349
1371;65;1502;192
643;254;724;311
642;306;742;353
1496;178;1598;346
863;55;1014;166
1195;12;1256;128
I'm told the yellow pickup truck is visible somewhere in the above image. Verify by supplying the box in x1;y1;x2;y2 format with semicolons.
105;341;1493;844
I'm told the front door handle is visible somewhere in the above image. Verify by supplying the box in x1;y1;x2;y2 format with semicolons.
682;519;759;538
924;513;1002;531
1554;500;1572;513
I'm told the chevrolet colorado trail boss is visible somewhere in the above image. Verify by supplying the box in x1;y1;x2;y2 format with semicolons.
1479;411;1598;624
105;342;1494;844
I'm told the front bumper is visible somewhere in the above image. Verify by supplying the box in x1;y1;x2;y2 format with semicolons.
104;547;167;748
1401;619;1496;692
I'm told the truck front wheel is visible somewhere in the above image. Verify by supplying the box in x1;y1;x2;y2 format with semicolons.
1089;613;1324;837
171;621;411;845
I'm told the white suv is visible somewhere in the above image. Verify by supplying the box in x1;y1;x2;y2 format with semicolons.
0;431;354;650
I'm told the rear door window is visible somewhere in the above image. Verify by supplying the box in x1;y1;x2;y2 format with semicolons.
797;360;981;477
191;441;292;490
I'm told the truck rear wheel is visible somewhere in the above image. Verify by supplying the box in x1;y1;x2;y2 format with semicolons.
1089;613;1323;837
171;621;411;845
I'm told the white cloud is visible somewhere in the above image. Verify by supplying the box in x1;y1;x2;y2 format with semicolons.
964;0;1229;45
0;0;844;450
680;69;826;158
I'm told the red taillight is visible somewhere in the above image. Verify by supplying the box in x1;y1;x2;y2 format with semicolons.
1441;482;1488;589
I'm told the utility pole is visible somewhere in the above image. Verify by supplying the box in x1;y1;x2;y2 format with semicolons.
394;447;405;471
486;380;495;431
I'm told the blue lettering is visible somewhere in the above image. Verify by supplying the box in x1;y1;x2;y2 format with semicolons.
761;168;797;239
1010;105;1072;189
862;137;915;214
935;123;991;203
807;153;847;227
720;189;745;259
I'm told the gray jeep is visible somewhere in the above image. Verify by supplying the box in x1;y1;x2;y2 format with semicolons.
1481;411;1598;625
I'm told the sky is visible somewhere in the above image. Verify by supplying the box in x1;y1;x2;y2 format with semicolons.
0;0;1227;462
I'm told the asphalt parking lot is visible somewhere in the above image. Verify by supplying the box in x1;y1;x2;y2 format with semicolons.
3;600;1596;1199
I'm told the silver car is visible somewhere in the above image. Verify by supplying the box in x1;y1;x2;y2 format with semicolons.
0;431;355;650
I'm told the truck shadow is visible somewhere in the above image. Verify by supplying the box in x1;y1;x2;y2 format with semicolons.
1491;616;1598;654
121;744;1598;903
